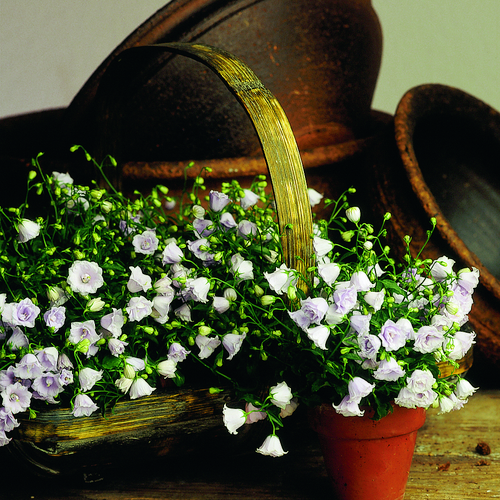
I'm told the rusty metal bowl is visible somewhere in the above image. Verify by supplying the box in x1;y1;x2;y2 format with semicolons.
367;83;500;370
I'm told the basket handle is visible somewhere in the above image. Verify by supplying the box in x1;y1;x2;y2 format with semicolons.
95;42;313;282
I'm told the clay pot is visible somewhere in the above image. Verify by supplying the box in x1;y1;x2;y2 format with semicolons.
366;84;500;369
309;404;426;500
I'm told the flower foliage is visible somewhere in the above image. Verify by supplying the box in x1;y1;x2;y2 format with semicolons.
0;147;478;454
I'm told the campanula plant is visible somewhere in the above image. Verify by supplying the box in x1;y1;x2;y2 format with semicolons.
0;146;478;455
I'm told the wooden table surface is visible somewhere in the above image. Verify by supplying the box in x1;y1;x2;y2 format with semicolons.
3;390;499;500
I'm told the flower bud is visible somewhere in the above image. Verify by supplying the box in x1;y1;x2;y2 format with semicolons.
192;205;205;219
198;325;212;336
346;207;361;224
341;230;354;242
90;189;103;200
363;241;373;251
287;286;297;301
101;201;113;213
254;284;264;297
224;288;237;302
124;364;136;379
86;297;105;312
261;295;276;306
75;339;91;353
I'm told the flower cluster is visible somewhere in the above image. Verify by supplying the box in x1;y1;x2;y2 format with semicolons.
0;147;478;454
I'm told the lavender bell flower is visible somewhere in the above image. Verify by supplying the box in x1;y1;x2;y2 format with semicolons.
72;394;99;417
317;262;340;286
174;303;192;322
306;325;330;350
264;264;297;295
240;189;259;209
132;229;159;255
222;405;246;434
123;358;144;374
67;260;104;295
413;325;444;354
245;402;267;423
379;319;409;351
58;369;74;387
333;395;365;417
350;313;372;336
350;271;375;292
151;295;172;324
307;188;323;207
17;218;41;243
230;253;254;282
13;353;43;379
100;308;125;338
129;378;155;400
357;334;381;360
212;296;230;314
181;277;210;303
193;219;215;238
256;435;288;457
455;379;477;400
162;241;184;265
222;333;246;360
35;347;59;371
313;236;334;258
219;212;237;231
78;367;103;392
10;298;40;328
127;266;152;293
373;358;406;381
6;328;29;351
195;335;221;359
445;330;475;360
2;382;32;414
237;220;258;240
57;353;74;371
187;238;214;264
348;377;375;402
209;190;231;212
68;320;99;345
333;285;357;315
269;381;293;409
168;343;190;363
157;359;177;378
0;408;19;433
430;256;456;281
32;373;64;399
43;306;66;332
126;296;153;322
364;290;385;311
406;369;436;393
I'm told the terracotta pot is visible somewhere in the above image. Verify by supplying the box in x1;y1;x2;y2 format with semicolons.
309;404;426;500
366;84;500;369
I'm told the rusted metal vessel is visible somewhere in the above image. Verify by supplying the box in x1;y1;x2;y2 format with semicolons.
367;84;500;369
1;0;384;209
